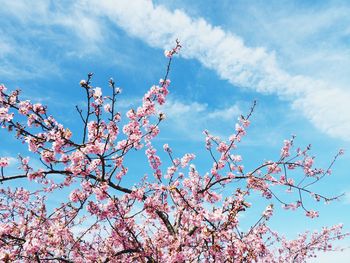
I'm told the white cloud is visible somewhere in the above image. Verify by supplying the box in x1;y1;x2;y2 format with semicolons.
83;0;350;141
160;99;241;140
308;248;350;263
0;0;105;79
1;0;349;141
160;100;207;140
161;100;206;117
236;3;350;87
207;105;241;121
0;1;103;45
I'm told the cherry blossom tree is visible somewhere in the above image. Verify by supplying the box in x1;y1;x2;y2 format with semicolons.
0;42;348;262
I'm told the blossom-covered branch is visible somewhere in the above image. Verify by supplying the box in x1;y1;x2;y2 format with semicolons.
0;42;348;262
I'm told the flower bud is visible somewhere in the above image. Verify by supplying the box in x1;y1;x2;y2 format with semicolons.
80;80;87;87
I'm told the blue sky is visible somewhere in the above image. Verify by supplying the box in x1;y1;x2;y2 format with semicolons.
1;0;350;261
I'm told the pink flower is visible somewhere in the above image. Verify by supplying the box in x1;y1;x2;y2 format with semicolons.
0;44;346;263
69;189;82;202
217;142;229;153
235;123;245;134
0;107;14;122
104;103;111;113
281;139;292;158
93;87;102;98
146;145;162;172
164;40;181;58
33;103;46;114
267;163;282;174
180;153;195;168
79;79;87;86
25;136;41;152
263;204;274;219
27;169;44;180
93;183;109;201
306;210;319;218
231;155;242;162
93;87;103;105
18;100;32;115
163;144;172;153
164;50;172;58
0;157;9;167
0;84;7;92
41;150;55;163
131;187;145;201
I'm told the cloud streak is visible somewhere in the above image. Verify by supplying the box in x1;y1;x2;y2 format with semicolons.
160;99;241;140
0;1;105;80
1;0;349;141
86;0;350;141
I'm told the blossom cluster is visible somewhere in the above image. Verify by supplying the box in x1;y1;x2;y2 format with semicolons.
0;44;347;262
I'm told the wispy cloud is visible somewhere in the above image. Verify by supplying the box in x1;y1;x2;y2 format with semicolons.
309;247;350;263
0;1;104;46
82;0;350;142
0;1;106;80
160;98;241;140
2;0;349;142
232;2;350;88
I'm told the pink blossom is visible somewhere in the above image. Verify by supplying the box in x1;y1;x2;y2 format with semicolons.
93;87;102;98
164;50;173;58
0;157;9;167
69;189;84;202
235;123;245;134
93;183;109;201
263;204;274;219
41;150;55;163
0;43;346;263
306;210;319;218
0;107;13;121
217;142;229;153
231;154;242;162
163;143;171;153
180;153;195;168
281;139;292;158
116;166;128;180
27;169;44;180
18;100;32;115
79;79;87;86
25;136;42;152
0;84;7;92
267;163;282;174
104;103;111;113
33;103;46;114
131;187;145;201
